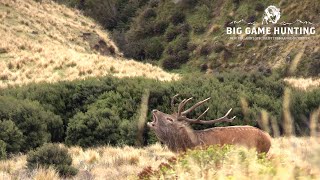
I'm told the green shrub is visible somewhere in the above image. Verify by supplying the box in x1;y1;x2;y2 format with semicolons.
0;140;6;160
176;50;189;63
123;39;146;60
213;41;225;53
255;3;265;12
166;36;189;55
309;52;320;76
66;88;142;147
178;23;191;36
165;24;190;42
165;25;180;42
0;120;23;154
149;0;159;8
188;4;211;34
54;0;148;31
145;37;165;60
199;43;213;56
153;20;169;35
27;143;78;177
170;11;185;25
162;56;180;70
142;8;157;19
179;0;197;9
163;35;190;69
0;96;63;151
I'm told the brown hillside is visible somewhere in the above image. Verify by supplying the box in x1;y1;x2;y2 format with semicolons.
0;0;178;88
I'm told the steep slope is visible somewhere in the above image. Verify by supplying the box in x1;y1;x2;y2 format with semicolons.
0;0;178;88
63;0;320;89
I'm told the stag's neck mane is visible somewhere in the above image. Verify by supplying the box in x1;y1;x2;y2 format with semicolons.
165;121;199;152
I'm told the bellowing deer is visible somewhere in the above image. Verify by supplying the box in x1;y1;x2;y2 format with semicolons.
147;95;271;153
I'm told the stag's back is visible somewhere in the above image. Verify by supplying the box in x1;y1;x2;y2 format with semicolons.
197;126;271;153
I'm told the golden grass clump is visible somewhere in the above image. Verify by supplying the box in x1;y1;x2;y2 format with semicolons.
284;77;320;90
33;167;60;180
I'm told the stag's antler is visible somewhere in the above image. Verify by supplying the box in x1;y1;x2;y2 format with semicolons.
184;108;236;124
171;95;236;124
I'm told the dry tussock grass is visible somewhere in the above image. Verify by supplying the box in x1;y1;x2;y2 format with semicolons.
69;144;174;179
284;77;320;90
33;167;60;180
0;138;319;179
0;0;178;89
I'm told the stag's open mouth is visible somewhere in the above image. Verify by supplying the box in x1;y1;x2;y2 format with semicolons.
147;112;157;128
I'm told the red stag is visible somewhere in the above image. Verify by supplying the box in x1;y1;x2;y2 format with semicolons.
147;95;271;153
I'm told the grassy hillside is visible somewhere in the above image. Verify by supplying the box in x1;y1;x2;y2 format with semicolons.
0;0;178;89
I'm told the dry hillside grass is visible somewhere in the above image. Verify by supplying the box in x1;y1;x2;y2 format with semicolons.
284;77;320;90
0;138;319;179
0;0;178;89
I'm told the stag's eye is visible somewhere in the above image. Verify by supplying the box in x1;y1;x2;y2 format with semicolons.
166;118;173;122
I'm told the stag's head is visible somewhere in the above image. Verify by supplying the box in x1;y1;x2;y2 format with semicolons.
147;94;236;152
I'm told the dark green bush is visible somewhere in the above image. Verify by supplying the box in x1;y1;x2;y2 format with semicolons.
153;20;169;35
66;86;142;147
179;0;197;9
176;50;189;63
178;23;191;36
54;0;148;31
142;8;157;19
213;41;225;53
149;0;159;8
162;56;180;70
192;24;206;34
309;52;320;76
123;39;146;60
0;120;23;154
27;143;78;177
255;3;265;12
163;35;190;69
0;96;63;151
0;140;6;160
145;37;164;60
170;11;185;25
166;36;189;55
165;26;180;42
199;43;213;56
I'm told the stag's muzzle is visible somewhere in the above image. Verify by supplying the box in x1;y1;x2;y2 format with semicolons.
147;109;158;128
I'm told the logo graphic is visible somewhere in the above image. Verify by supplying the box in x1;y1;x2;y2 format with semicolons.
226;4;316;40
262;6;281;25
